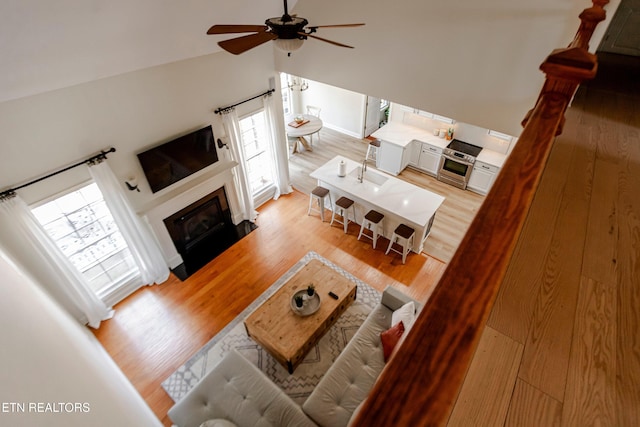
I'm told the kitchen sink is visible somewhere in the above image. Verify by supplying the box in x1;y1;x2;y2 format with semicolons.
349;167;389;186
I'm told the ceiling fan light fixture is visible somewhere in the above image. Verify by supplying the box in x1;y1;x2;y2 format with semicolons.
274;38;304;53
207;0;364;55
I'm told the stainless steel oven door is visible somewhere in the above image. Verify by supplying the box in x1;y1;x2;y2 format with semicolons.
437;155;473;189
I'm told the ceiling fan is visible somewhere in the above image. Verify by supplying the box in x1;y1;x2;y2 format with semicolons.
207;0;364;55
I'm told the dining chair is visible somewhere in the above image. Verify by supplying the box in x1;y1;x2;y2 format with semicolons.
306;105;321;117
306;105;321;144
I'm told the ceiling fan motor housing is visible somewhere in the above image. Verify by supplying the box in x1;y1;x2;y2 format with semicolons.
266;16;309;39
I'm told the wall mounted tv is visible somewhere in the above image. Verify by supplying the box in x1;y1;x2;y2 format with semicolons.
137;125;219;193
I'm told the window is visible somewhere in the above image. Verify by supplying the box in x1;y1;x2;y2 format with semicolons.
280;73;292;115
239;110;276;195
31;183;139;299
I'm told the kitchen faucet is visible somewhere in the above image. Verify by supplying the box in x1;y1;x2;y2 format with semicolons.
358;158;367;182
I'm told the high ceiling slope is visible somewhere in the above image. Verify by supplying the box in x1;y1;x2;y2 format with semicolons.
0;0;618;135
0;0;290;103
276;0;619;135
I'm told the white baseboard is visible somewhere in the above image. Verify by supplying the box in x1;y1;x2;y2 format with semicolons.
322;123;363;139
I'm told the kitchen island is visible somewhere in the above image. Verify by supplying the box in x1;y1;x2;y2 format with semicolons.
310;156;445;253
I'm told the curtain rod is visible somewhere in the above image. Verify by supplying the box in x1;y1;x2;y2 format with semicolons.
0;147;116;199
214;89;275;115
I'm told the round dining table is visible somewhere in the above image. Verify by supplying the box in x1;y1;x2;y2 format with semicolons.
285;114;323;153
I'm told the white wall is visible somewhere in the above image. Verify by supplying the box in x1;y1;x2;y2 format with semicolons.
0;0;288;103
0;48;279;213
295;78;366;138
276;0;618;137
0;251;161;426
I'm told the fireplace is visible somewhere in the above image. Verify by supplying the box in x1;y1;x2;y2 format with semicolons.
163;187;253;279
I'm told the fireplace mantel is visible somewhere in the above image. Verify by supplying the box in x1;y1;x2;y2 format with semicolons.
142;160;241;268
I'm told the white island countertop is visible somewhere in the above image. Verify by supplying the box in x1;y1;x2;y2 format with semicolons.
310;156;445;230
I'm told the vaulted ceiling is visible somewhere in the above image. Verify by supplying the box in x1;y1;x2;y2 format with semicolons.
0;0;289;103
0;0;620;135
274;0;619;135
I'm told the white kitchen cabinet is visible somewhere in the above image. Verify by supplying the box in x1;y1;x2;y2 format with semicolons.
388;103;416;122
371;122;444;176
467;161;499;195
376;140;411;175
408;140;422;167
417;143;443;176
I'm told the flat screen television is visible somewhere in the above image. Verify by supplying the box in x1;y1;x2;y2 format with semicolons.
137;125;219;193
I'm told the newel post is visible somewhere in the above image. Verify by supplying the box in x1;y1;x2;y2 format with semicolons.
522;0;607;134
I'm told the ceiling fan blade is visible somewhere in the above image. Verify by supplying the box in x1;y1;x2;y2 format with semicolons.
218;32;278;55
308;23;365;30
207;25;268;35
299;32;354;49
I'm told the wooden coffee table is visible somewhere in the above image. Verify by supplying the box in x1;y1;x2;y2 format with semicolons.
244;259;357;373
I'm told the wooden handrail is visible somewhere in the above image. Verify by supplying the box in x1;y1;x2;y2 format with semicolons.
352;2;607;426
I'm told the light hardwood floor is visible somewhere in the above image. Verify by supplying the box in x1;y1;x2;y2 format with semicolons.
449;52;640;426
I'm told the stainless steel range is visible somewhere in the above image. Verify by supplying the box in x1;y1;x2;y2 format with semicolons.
437;139;483;190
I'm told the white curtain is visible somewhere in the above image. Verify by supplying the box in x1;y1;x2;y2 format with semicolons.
221;108;258;221
0;193;113;328
87;159;169;285
263;93;292;199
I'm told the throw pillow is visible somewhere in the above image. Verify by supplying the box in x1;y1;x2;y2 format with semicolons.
392;301;416;329
380;321;405;362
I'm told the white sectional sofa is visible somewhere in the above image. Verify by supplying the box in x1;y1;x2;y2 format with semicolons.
168;286;420;427
167;348;315;427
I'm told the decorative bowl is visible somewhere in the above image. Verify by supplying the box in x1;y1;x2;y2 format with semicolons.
290;290;321;316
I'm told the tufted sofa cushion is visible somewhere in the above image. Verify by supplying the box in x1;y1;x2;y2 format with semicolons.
302;303;390;427
302;286;418;427
168;349;315;427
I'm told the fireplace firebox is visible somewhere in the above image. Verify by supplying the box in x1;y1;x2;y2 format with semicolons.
163;187;254;279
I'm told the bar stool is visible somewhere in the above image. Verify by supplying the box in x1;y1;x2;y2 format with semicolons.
358;210;385;249
385;223;415;264
365;139;380;163
308;186;331;222
331;196;356;234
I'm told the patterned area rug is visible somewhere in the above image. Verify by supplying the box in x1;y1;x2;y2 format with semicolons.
162;251;381;405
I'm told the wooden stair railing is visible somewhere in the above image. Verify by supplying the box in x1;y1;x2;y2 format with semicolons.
352;1;608;426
